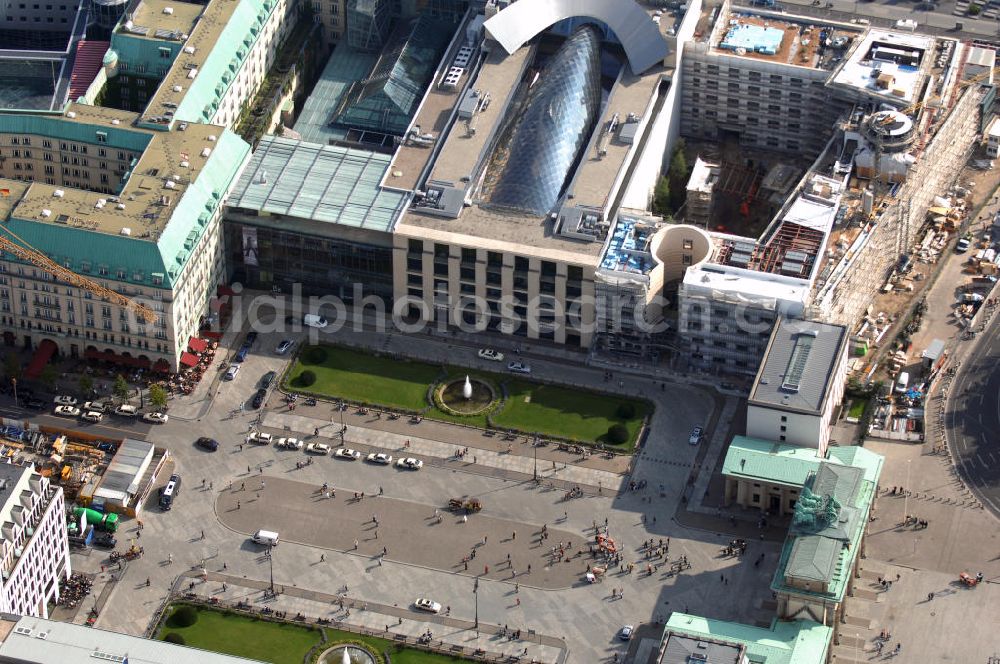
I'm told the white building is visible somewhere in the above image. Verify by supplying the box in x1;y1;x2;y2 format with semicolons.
0;614;267;663
986;117;1000;159
0;464;70;620
746;318;849;456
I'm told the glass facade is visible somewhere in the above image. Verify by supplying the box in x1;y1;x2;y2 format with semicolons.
224;223;394;302
334;13;453;136
346;0;394;53
486;25;603;216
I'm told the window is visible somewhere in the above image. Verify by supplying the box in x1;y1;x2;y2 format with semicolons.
159;47;171;59
96;131;107;143
780;415;787;422
752;493;761;503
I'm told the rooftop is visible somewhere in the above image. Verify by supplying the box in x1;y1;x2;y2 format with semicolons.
598;215;659;277
117;0;203;42
0;463;33;524
227;136;409;233
748;317;847;414
722;436;884;487
139;0;281;127
5;104;238;237
94;438;153;503
0;615;267;664
830;29;933;104
661;614;832;664
707;9;861;71
293;43;378;145
67;40;110;101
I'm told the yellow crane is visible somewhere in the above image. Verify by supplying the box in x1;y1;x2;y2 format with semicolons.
0;224;156;323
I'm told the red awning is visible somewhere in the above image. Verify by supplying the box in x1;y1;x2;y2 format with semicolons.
179;352;199;367
135;357;152;369
153;359;172;373
24;339;57;380
188;337;209;353
201;330;223;340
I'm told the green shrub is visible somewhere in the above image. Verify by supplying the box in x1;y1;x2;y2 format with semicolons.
606;423;629;445
302;346;327;365
167;605;198;628
296;370;317;387
616;402;636;419
163;632;186;645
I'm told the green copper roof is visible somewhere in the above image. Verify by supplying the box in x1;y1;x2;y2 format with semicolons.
723;437;883;487
174;0;279;124
664;614;832;664
0;113;152;154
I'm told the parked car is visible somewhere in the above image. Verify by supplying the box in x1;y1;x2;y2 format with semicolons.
414;598;442;613
114;404;138;417
251;389;267;410
507;361;531;374
275;339;293;355
24;398;46;411
478;348;504;362
247;431;273;445
306;442;331;455
54;405;81;417
259;371;277;389
366;452;393;465
303;314;329;328
81;411;104;423
276;437;303;450
53;395;78;406
334;448;361;460
234;346;250;363
195;437;219;452
619;625;634;641
224;364;241;381
396;457;423;470
246;331;258;345
83;401;109;413
956;235;972;252
688;426;703;445
142;412;169;424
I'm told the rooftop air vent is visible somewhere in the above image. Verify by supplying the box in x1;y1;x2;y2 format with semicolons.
207;135;216;142
120;228;131;236
41;209;51;218
52;190;64;198
66;111;76;119
163;6;173;13
201;148;211;157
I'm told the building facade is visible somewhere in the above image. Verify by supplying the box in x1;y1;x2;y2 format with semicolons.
0;464;70;620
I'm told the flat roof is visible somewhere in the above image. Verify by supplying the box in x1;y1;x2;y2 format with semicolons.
662;614;832;664
682;262;813;309
116;0;203;42
966;45;996;69
830;29;932;104
749;317;847;414
95;438;153;502
0;615;267;664
227;136;408;233
568;63;668;212
7;104;236;237
708;9;861;71
0;463;32;524
0;181;30;222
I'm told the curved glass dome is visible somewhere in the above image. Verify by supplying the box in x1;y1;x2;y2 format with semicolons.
487;25;603;216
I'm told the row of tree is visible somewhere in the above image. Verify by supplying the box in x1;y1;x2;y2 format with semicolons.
652;139;691;218
1;355;168;409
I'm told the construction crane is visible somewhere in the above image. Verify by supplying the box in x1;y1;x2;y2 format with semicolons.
0;224;156;323
898;63;1000;119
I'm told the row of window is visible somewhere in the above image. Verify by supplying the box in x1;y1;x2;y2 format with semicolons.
690;62;815;87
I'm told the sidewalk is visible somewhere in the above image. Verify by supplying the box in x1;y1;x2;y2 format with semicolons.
171;574;567;664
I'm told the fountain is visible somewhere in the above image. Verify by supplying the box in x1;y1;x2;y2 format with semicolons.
317;644;376;664
437;376;497;416
463;375;473;399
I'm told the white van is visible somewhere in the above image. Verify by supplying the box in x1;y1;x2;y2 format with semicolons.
251;529;280;546
894;371;910;394
303;314;329;328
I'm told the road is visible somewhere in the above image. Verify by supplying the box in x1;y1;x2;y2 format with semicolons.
945;312;1000;517
780;0;1000;38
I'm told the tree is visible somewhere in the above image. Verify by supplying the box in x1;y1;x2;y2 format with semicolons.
296;370;317;387
112;374;130;401
667;142;689;213
39;365;58;391
652;176;671;216
3;355;20;382
149;384;168;410
163;633;186;645
616;402;637;420
605;423;629;445
166;605;198;628
79;374;94;396
969;3;982;14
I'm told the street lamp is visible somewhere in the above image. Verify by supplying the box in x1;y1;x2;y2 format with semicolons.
532;435;538;482
903;460;912;524
339;401;346;444
267;544;275;596
473;576;479;631
11;378;16;406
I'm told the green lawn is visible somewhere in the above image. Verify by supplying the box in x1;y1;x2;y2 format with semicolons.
159;605;472;663
847;399;867;420
285;344;650;449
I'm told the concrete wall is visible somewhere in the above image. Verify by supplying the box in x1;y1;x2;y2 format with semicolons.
746;405;823;449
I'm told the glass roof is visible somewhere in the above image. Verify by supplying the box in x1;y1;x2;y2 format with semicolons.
333;13;453;137
486;25;603;216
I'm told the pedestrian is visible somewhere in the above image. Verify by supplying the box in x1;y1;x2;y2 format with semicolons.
353;539;358;550
223;562;227;570
321;554;325;562
379;486;384;495
202;478;206;488
462;514;468;523
248;465;251;473
375;529;378;539
146;577;150;587
516;597;520;606
201;529;205;539
515;583;519;593
485;565;489;574
237;500;241;510
240;482;245;491
512;531;516;541
527;564;531;574
378;556;383;567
